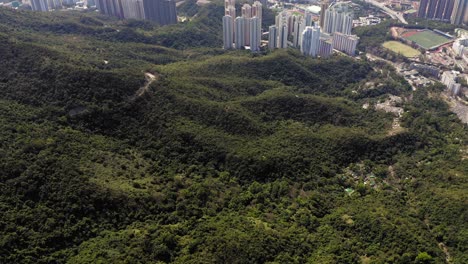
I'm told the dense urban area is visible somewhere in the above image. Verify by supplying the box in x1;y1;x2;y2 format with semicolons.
0;0;467;262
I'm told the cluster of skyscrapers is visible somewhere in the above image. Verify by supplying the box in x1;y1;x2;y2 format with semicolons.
30;0;62;11
323;2;353;35
223;0;359;57
26;0;94;11
418;0;467;25
28;0;177;25
95;0;177;25
223;0;263;51
264;1;358;57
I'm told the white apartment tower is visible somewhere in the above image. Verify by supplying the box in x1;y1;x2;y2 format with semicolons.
276;11;289;48
323;2;353;35
223;15;234;49
241;3;252;17
269;25;278;49
235;17;245;49
332;32;359;55
320;0;329;27
301;25;321;57
35;0;50;11
252;1;262;20
305;12;313;27
242;4;252;46
292;18;305;48
288;15;296;35
318;38;333;58
278;24;288;48
225;5;235;16
275;10;288;28
224;0;236;42
450;0;468;25
224;0;235;9
122;0;145;19
250;17;262;52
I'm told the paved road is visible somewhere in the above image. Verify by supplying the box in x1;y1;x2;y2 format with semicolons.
363;0;408;24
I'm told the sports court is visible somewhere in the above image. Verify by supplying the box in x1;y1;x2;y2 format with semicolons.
401;30;452;50
382;41;421;57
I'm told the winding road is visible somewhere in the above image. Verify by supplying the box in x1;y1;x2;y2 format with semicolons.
363;0;408;24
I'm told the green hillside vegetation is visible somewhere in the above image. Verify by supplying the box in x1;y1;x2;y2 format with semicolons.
0;5;467;264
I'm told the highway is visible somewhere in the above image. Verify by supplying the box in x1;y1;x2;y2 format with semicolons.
363;0;408;24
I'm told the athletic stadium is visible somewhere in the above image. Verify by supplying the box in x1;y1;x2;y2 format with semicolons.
398;29;454;50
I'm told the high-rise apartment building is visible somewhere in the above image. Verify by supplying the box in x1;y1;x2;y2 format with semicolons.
323;2;353;35
144;0;177;25
96;0;177;25
250;17;261;52
252;1;262;20
318;37;333;58
30;0;62;11
121;0;145;19
223;15;234;49
242;4;252;46
96;0;124;18
51;0;62;9
301;25;321;57
451;0;467;24
225;0;235;42
241;3;252;18
275;11;289;48
418;0;429;17
417;0;455;21
278;24;288;48
31;0;50;11
225;4;235;16
292;18;305;47
287;15;294;35
305;12;313;27
235;16;245;49
275;10;288;27
319;0;329;27
224;0;234;9
332;32;359;55
227;0;262;52
269;25;278;49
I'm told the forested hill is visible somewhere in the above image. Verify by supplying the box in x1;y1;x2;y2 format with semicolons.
0;5;467;264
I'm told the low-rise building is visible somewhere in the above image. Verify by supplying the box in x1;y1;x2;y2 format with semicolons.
353;15;381;27
410;63;439;78
441;70;462;96
453;38;468;56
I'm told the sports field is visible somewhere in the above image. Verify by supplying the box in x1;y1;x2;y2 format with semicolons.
401;30;452;49
382;41;421;57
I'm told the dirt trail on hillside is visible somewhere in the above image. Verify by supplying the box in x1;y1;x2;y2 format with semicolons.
130;72;159;101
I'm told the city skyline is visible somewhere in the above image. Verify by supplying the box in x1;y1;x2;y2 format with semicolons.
93;0;177;25
222;0;263;52
221;3;361;58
